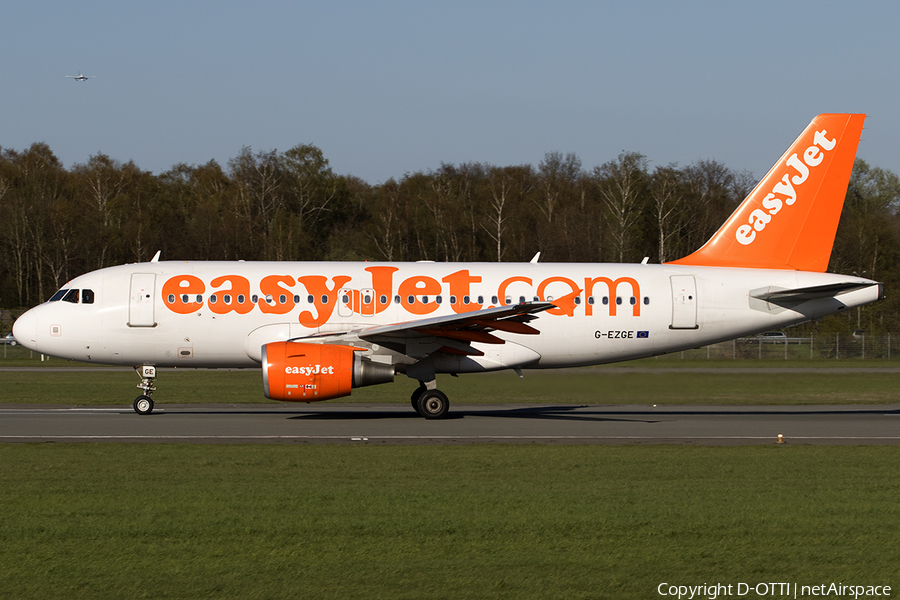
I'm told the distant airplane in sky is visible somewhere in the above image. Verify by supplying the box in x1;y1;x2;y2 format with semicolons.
65;73;95;81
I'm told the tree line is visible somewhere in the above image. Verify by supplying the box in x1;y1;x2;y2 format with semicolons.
2;141;899;333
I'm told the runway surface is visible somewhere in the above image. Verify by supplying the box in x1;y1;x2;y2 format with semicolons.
1;403;898;445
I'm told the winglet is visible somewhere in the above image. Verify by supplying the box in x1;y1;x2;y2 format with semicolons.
548;288;583;317
668;114;865;272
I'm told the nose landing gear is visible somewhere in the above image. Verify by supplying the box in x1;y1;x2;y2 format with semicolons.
133;365;157;415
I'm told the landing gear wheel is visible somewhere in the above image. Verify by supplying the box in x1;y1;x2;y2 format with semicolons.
417;389;449;420
133;395;154;415
410;385;427;411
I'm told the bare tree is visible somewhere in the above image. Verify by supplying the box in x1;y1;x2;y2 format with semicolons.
535;152;581;224
649;164;685;262
483;165;532;261
228;147;284;259
595;151;648;262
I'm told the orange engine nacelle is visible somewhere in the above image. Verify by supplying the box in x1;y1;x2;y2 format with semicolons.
262;342;394;402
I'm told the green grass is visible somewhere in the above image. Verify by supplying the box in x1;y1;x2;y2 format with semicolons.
2;366;900;406
1;445;898;599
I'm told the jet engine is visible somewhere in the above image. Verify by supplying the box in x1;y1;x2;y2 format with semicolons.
262;341;394;402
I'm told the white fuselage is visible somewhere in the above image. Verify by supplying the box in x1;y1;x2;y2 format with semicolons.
12;261;881;372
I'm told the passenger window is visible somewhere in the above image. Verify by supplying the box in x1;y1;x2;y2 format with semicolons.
394;295;401;304
279;294;287;304
168;294;176;304
630;297;636;305
574;297;581;305
643;297;650;305
224;294;232;304
320;295;329;304
616;297;622;305
82;289;95;304
63;289;79;303
450;295;457;305
602;297;609;305
463;295;470;305
293;295;300;303
307;295;314;304
238;294;246;304
478;296;484;304
492;296;498;304
380;295;387;305
209;295;218;304
588;297;595;305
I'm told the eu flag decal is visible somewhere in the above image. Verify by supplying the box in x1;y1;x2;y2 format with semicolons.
637;331;649;338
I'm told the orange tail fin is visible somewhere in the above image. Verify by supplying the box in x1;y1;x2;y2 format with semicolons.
668;113;865;272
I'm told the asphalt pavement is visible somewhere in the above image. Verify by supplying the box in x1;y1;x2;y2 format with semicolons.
1;403;898;445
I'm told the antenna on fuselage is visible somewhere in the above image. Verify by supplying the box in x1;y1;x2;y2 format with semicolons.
150;251;161;263
530;252;541;264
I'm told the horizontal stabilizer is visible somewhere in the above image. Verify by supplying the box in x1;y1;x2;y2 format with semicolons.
750;282;880;303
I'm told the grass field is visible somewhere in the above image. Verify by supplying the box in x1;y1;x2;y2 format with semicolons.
1;444;898;599
2;363;900;406
3;357;898;598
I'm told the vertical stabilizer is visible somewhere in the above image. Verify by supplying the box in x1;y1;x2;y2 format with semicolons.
668;113;865;272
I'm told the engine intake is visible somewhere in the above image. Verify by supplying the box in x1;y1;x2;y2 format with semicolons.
262;341;394;402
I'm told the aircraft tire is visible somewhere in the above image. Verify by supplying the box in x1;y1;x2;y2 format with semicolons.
416;389;449;420
410;384;427;412
133;395;154;415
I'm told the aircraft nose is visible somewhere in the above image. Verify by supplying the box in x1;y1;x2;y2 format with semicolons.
12;309;37;350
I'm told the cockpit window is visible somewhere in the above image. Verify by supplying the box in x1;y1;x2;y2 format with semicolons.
49;288;93;304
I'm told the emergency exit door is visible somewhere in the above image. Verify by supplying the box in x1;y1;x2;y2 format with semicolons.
670;275;698;329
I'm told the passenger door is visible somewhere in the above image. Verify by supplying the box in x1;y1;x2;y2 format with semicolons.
128;273;157;327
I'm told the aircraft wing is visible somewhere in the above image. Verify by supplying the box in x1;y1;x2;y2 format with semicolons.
359;301;553;341
297;301;556;358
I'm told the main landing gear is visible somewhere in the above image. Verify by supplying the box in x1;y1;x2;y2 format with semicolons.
133;365;157;415
410;382;450;419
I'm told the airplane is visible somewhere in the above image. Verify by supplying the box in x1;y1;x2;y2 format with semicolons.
12;114;882;418
65;73;95;81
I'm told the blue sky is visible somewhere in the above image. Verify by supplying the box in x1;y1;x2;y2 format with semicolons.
4;1;900;184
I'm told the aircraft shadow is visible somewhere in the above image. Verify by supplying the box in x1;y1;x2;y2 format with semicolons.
149;404;900;424
292;405;660;423
287;404;900;423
